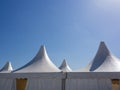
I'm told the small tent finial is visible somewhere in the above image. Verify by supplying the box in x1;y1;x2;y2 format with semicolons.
59;59;72;72
0;61;13;72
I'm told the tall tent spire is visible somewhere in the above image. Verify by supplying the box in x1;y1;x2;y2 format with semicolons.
0;61;13;73
89;41;120;72
14;45;61;73
34;45;49;61
89;41;110;71
59;59;72;72
77;41;120;72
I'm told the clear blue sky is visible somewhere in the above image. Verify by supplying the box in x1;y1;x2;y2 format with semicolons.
0;0;120;70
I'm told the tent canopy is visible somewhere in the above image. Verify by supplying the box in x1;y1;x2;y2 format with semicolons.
77;41;120;72
14;45;61;73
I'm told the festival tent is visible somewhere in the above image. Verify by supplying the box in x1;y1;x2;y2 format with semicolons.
88;41;120;72
66;42;120;90
0;61;13;73
59;59;72;72
11;45;64;90
1;42;120;90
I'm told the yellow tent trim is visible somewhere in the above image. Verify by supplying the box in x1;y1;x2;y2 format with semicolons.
16;78;27;90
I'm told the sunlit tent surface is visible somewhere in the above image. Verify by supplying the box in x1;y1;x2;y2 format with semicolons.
0;61;13;73
59;59;72;72
15;45;61;72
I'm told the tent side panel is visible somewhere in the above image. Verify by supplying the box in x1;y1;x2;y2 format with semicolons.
26;78;62;90
0;78;14;90
66;79;112;90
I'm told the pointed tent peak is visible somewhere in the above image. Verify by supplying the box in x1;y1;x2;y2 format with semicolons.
35;45;48;59
100;41;105;44
100;41;105;47
89;41;112;71
99;41;110;54
100;41;107;47
60;59;67;68
59;59;72;72
0;61;13;72
96;41;111;56
40;45;46;51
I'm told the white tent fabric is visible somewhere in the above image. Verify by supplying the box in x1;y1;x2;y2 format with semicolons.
14;45;61;73
0;61;13;73
77;42;120;72
66;78;112;90
26;78;62;90
0;73;65;90
0;78;14;90
59;59;72;72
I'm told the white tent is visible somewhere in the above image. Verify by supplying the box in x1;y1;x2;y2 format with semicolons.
59;59;72;72
66;42;120;90
0;61;13;73
12;45;64;90
89;41;120;72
